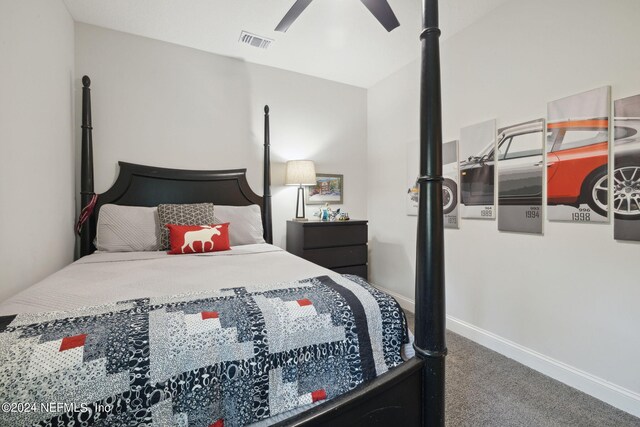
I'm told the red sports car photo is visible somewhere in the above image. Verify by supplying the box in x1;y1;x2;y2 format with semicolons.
547;118;640;219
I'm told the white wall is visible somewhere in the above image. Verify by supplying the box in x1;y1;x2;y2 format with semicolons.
368;0;640;416
75;23;368;249
0;0;75;302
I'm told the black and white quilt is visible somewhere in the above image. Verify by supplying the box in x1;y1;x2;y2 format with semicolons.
0;274;408;426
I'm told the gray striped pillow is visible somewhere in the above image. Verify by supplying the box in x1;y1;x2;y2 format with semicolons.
96;205;162;252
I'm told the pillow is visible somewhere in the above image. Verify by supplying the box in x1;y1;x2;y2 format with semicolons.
214;205;266;246
157;203;216;249
96;204;161;252
166;223;230;254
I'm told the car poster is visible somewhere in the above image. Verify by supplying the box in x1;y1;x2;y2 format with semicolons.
497;119;545;234
406;140;460;229
442;140;460;229
546;86;610;223
613;94;640;241
459;119;496;219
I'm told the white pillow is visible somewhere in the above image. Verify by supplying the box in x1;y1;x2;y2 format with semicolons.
214;205;266;246
96;204;162;252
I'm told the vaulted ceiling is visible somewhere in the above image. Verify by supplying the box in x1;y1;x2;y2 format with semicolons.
63;0;509;88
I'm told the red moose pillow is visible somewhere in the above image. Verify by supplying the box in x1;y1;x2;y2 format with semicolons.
166;223;231;254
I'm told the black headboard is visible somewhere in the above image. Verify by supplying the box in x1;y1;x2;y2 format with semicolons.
79;77;273;256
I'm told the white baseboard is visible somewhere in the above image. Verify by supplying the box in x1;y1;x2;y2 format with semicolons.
372;284;640;418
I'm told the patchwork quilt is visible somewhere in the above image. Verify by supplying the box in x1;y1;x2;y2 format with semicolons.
0;275;408;427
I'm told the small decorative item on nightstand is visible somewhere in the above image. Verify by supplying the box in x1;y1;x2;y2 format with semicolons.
313;204;343;221
286;220;368;279
321;205;332;221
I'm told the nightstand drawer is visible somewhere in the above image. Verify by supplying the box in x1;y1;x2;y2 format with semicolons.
303;224;367;249
332;264;368;279
302;245;367;269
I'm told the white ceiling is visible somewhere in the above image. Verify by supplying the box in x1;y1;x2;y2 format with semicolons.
63;0;509;88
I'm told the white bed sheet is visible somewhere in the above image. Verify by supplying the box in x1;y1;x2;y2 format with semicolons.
0;244;338;316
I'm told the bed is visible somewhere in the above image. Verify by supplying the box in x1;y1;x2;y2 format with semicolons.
0;1;446;425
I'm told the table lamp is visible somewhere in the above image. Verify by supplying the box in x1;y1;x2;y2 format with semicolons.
285;160;316;220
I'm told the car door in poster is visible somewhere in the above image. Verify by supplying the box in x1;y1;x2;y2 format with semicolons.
546;86;610;223
497;119;545;234
459;119;496;219
613;94;640;241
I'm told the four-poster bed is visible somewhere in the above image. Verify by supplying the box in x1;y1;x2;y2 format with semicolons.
0;0;446;425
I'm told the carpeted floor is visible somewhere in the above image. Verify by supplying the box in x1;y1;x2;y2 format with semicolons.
404;312;640;427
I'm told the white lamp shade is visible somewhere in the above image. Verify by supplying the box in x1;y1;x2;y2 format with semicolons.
285;160;316;186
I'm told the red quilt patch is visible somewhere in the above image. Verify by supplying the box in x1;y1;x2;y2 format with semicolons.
201;311;220;320
311;389;327;402
59;334;87;352
296;299;313;306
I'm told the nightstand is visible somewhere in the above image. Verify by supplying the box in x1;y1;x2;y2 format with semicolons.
286;220;368;279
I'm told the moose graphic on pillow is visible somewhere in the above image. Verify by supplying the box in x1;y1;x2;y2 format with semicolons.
181;225;222;252
166;223;231;254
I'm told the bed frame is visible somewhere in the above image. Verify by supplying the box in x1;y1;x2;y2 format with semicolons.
79;86;273;254
78;0;445;424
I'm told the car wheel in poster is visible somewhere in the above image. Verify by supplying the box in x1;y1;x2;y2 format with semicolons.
442;179;457;214
583;165;609;218
612;159;640;220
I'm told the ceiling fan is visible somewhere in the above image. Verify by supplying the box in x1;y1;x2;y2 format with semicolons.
275;0;400;33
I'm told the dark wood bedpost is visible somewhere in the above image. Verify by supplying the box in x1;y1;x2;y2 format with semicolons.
263;105;273;244
80;75;94;257
415;0;447;425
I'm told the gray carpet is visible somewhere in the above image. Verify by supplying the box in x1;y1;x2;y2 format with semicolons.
404;312;640;427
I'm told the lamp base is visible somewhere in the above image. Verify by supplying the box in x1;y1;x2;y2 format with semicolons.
291;218;309;222
294;185;306;221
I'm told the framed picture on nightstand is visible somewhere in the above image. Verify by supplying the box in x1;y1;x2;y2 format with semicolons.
306;173;343;204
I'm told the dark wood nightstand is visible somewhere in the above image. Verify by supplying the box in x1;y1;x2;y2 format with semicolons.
286;220;368;279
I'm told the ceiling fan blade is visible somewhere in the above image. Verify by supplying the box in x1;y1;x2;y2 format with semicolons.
360;0;400;32
275;0;314;32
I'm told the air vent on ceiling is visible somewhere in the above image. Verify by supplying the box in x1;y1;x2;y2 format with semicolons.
239;31;273;49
